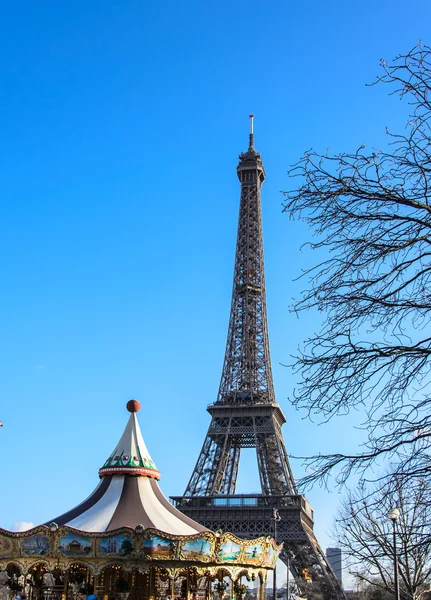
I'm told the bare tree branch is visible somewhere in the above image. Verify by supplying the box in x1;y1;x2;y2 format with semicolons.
283;42;431;490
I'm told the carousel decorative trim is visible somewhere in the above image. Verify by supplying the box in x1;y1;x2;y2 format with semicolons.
0;525;281;571
98;467;160;479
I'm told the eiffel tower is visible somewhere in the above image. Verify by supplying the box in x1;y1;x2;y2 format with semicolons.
171;117;344;600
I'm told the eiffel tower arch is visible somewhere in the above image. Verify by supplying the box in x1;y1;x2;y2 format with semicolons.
171;118;344;600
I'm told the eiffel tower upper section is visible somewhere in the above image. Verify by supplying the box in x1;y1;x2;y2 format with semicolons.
181;117;297;499
217;116;275;407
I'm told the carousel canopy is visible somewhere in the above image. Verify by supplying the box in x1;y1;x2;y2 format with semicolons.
45;400;207;535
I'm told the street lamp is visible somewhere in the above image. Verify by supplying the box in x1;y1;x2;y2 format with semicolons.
272;509;281;600
387;507;400;600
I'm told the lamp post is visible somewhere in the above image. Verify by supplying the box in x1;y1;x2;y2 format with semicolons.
272;509;281;600
286;552;290;600
387;508;400;600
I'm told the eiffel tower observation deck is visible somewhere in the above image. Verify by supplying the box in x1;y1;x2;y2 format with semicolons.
171;118;345;600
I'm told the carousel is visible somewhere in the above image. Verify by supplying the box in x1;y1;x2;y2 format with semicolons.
0;401;281;600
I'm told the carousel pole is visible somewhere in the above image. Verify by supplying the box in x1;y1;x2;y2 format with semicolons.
207;574;211;600
258;574;265;600
62;571;68;600
171;574;175;600
93;575;99;600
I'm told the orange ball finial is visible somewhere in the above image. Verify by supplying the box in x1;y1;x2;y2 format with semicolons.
126;399;141;413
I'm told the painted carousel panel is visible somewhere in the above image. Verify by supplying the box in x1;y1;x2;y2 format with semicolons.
243;544;263;564
59;533;92;556
0;535;15;558
181;538;212;560
143;535;175;559
98;534;133;556
21;534;50;556
217;540;241;562
0;536;15;558
263;546;275;567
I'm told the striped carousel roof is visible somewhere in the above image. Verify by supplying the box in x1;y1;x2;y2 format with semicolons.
46;400;207;535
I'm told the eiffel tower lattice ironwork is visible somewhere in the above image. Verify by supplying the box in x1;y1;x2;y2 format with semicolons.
171;117;345;600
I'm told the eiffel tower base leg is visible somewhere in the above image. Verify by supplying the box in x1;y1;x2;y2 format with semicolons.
280;540;343;600
171;495;345;600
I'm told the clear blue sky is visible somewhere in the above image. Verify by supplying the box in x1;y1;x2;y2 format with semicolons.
0;0;429;564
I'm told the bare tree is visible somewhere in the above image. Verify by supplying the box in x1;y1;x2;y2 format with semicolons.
283;42;431;488
349;579;394;600
333;478;431;600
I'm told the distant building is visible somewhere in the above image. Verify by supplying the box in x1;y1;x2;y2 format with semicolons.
326;547;342;586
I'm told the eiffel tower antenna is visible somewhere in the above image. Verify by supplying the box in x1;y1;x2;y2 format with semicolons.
249;113;254;148
172;118;344;600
